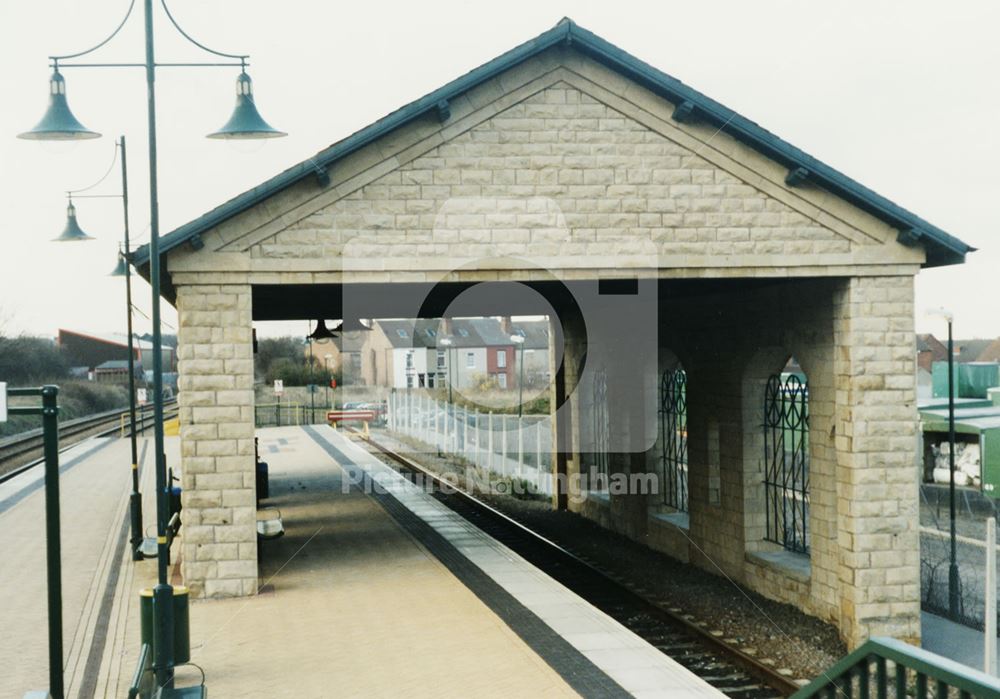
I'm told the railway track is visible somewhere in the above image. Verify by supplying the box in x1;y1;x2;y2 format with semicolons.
355;431;800;698
0;400;177;483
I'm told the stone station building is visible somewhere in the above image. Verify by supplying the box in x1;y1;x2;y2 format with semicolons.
135;19;973;649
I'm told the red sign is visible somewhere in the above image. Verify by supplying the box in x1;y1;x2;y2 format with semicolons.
330;378;337;389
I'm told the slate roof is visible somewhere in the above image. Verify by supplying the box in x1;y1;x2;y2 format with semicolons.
956;339;997;364
373;318;548;349
134;18;973;278
977;339;1000;363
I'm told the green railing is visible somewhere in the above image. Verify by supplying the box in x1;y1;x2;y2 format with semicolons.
792;637;1000;699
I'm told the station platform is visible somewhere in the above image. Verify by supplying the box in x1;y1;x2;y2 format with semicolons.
3;424;722;698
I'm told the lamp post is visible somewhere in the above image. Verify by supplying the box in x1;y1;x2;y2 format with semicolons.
19;2;286;691
325;354;334;408
928;307;959;619
440;337;454;404
52;137;145;561
511;333;526;418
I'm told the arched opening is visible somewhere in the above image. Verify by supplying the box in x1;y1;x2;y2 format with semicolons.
762;356;810;554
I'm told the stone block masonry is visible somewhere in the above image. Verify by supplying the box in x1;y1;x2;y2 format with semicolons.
176;283;257;597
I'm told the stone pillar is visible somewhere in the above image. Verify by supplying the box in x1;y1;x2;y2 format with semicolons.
833;275;920;647
176;282;257;598
552;314;586;510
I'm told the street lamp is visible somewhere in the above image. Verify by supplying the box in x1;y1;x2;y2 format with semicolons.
55;136;145;562
19;1;286;692
927;306;959;619
439;337;454;403
510;333;526;418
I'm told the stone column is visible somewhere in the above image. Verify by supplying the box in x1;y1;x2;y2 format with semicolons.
833;275;920;647
176;282;257;598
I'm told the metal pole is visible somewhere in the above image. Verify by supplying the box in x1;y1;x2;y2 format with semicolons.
517;415;524;480
143;0;175;687
325;357;331;408
121;135;144;562
986;517;997;675
41;386;64;699
948;319;959;620
488;412;494;472
518;343;525;418
309;336;315;424
448;348;454;403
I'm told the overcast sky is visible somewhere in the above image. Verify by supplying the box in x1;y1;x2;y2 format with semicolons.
1;1;997;341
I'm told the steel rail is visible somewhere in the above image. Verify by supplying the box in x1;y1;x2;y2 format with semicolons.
354;429;801;697
0;400;177;483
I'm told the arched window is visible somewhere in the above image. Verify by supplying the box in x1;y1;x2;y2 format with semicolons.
763;357;809;553
591;365;610;491
659;366;687;511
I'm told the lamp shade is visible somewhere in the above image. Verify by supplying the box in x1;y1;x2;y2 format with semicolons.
110;253;128;276
53;200;95;242
18;71;101;141
308;319;338;341
338;317;372;333
207;72;286;140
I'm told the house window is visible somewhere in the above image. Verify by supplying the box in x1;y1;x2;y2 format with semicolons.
425;328;436;338
437;350;446;369
396;329;408;338
466;352;475;368
458;328;469;337
497;349;507;368
498;373;507;389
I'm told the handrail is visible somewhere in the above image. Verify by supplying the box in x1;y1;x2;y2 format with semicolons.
127;642;153;699
792;636;1000;698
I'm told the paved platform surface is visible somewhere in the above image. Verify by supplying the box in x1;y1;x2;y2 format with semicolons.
106;426;580;698
3;424;721;697
922;611;1000;674
0;431;158;699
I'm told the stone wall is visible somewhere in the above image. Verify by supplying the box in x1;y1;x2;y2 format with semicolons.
567;277;919;648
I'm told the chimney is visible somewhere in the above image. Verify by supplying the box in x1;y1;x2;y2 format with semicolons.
500;316;512;335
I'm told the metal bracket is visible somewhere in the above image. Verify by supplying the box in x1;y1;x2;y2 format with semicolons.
897;228;923;246
672;100;696;123
435;99;451;123
187;234;204;251
314;165;331;188
785;167;810;187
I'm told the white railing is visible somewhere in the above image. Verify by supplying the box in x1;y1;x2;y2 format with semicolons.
387;391;552;496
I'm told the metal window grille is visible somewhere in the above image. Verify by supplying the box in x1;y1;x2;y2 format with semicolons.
659;368;688;511
592;366;610;489
763;373;810;553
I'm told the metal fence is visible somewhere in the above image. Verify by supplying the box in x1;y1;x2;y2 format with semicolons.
254;402;329;428
387;391;552;496
920;485;1000;637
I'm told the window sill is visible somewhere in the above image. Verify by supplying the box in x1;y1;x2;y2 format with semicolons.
649;511;690;531
746;549;811;583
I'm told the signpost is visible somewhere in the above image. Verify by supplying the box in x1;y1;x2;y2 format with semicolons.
273;380;284;426
137;387;148;406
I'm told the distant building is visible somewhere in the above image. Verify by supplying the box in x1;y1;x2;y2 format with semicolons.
916;333;948;372
333;318;550;390
58;329;175;380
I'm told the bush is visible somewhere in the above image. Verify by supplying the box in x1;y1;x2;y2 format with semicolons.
0;380;128;439
0;335;69;384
